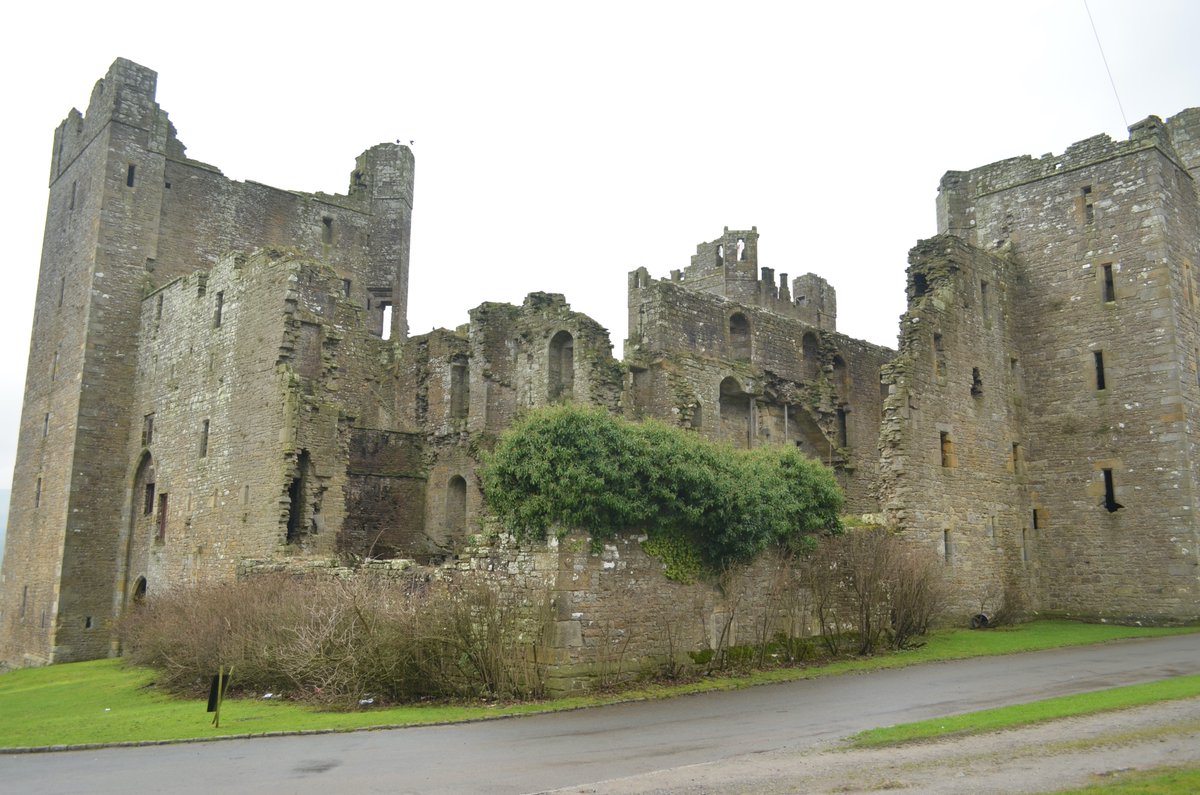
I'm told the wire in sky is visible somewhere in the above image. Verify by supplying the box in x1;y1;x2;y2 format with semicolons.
1084;0;1129;130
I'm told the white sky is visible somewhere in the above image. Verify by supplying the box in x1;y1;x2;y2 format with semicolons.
0;0;1197;489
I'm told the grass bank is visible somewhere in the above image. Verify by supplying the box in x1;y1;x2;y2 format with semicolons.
849;674;1200;747
1;620;1195;749
1051;765;1200;794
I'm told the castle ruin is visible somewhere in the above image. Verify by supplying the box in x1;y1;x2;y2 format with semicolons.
2;59;1198;667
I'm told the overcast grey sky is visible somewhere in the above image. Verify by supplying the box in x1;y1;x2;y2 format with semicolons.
1;0;1197;489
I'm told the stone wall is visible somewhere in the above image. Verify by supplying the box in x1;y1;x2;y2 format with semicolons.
626;268;892;512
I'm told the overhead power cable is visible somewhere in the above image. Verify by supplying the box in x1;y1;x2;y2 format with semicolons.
1084;0;1129;130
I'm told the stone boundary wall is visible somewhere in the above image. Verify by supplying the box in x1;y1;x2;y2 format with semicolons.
241;529;813;694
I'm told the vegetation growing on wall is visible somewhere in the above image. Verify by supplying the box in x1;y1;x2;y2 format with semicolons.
481;404;843;574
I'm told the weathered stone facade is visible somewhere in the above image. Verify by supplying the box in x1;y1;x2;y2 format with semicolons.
2;58;1198;669
882;110;1200;622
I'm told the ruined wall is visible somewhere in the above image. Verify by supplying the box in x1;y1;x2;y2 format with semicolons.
678;227;836;329
120;250;396;609
626;268;891;513
880;237;1031;615
928;115;1200;621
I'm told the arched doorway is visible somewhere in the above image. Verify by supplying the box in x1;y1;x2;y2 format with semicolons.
549;331;574;401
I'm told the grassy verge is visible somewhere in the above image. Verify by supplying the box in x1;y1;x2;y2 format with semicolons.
1;620;1196;749
850;674;1200;748
1050;765;1200;794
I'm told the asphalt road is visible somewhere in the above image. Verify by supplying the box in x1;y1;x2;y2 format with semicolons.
4;633;1199;794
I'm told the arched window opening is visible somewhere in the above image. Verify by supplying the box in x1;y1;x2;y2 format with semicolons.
737;237;746;261
689;401;703;429
719;377;752;449
134;455;156;517
729;313;751;360
132;576;147;603
450;357;469;420
446;475;467;534
548;331;575;401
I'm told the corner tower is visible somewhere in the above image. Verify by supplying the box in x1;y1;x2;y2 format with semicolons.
0;60;415;666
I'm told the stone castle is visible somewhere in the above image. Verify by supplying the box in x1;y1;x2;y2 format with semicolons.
2;59;1198;667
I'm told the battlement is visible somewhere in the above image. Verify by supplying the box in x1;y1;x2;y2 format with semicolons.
937;110;1198;235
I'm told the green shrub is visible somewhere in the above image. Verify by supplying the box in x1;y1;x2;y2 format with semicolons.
482;404;843;574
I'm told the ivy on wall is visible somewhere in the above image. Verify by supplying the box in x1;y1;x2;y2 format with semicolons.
481;404;843;576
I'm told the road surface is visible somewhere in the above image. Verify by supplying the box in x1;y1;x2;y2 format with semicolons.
3;633;1199;794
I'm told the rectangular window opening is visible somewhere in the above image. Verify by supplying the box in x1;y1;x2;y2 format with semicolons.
1102;263;1115;303
1082;185;1094;224
836;407;849;448
144;482;155;516
213;291;224;328
980;280;990;321
126;164;136;188
943;529;952;564
940;431;955;467
1011;442;1022;474
1022;528;1029;563
321;216;334;245
42;413;49;438
20;585;28;620
342;278;352;297
1094;350;1106;390
85;616;93;629
142;413;154;447
1032;508;1040;530
381;303;393;341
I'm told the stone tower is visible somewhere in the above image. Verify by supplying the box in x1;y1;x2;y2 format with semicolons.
882;109;1200;621
0;59;414;665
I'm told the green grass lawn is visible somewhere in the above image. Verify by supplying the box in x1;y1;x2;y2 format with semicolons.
1;619;1195;749
849;674;1200;747
1050;766;1200;794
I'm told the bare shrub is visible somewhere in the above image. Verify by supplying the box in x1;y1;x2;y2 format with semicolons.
982;580;1029;628
887;547;947;649
801;529;946;656
119;573;551;705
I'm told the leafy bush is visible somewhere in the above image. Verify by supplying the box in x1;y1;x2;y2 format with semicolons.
119;574;550;705
482;404;843;574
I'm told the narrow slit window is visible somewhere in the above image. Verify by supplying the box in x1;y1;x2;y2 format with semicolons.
1082;185;1094;224
155;293;163;320
199;419;209;458
933;333;946;376
213;291;224;328
42;413;49;438
943;529;952;563
980;280;989;320
142;413;154;446
836;407;848;448
381;303;393;341
126;164;136;188
971;367;983;396
1022;528;1029;563
1011;442;1022;473
321;217;334;244
70;181;77;210
1032;508;1040;530
1094;350;1106;390
34;477;41;508
58;277;65;308
940;431;955;467
144;482;155;516
1102;263;1115;303
1102;468;1123;512
156;493;168;542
